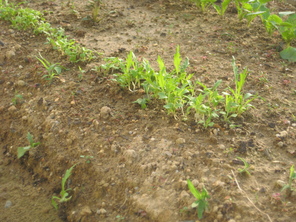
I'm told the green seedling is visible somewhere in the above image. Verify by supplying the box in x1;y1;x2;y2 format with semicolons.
237;157;251;175
12;93;23;105
91;0;101;22
244;0;271;26
221;57;256;121
213;0;232;17
115;215;125;221
190;0;217;13
281;165;296;195
187;80;223;128
52;164;77;210
187;179;210;219
17;132;40;158
80;155;94;164
36;53;67;81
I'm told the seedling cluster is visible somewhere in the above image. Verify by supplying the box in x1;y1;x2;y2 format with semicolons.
190;0;296;61
100;46;256;128
0;2;97;63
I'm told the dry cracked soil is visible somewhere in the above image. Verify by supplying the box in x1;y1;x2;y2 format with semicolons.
1;0;296;222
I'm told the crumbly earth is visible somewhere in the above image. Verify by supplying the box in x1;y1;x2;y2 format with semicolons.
1;0;296;222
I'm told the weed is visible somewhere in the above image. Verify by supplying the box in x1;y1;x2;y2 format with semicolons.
17;132;40;158
12;93;23;105
80;155;94;164
91;0;101;22
187;179;210;219
190;0;216;13
213;0;232;17
236;157;251;175
221;57;256;121
115;215;125;221
36;53;67;81
281;165;296;196
52;164;77;210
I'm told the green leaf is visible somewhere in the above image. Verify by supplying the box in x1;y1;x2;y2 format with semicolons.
280;47;296;62
187;179;201;200
17;146;31;158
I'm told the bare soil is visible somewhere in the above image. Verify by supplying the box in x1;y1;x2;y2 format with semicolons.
1;0;296;221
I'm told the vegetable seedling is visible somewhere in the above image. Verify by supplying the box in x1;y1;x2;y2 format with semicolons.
237;157;251;175
36;53;67;81
281;165;296;195
187;179;210;219
52;164;77;209
17;132;40;158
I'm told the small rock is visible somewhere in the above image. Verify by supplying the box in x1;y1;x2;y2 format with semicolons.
8;106;17;111
176;138;185;144
97;208;107;214
123;149;137;160
100;106;111;119
277;141;284;147
80;206;92;216
228;219;236;222
217;144;225;150
16;80;25;86
276;131;288;138
4;200;12;208
275;180;286;188
191;179;199;186
180;190;190;198
6;50;15;59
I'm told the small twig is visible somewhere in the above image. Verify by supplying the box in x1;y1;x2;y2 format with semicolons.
231;170;272;222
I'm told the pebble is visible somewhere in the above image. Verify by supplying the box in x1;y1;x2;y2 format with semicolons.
6;50;15;59
176;138;185;144
277;141;284;147
180;190;190;198
97;208;107;214
275;180;286;188
276;131;288;138
4;200;12;208
80;206;92;216
16;80;25;86
100;106;111;119
123;149;137;160
8;106;17;111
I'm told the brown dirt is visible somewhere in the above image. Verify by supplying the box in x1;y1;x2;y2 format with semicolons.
1;0;296;221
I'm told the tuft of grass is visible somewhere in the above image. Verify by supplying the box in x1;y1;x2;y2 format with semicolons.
281;165;296;196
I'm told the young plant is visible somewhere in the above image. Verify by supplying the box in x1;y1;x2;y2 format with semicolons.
12;93;23;105
281;165;296;195
244;0;271;26
221;57;256;121
36;53;67;81
91;0;101;22
187;179;210;219
213;0;232;17
52;164;77;210
17;132;40;158
80;155;94;164
187;80;223;128
190;0;217;13
236;157;251;175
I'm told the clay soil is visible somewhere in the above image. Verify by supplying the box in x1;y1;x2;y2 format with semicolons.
1;0;296;221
